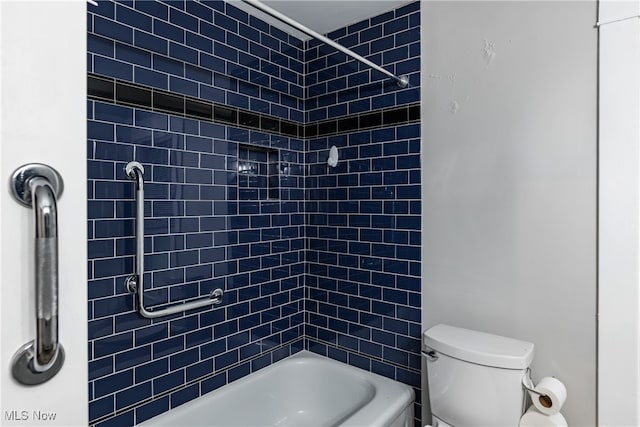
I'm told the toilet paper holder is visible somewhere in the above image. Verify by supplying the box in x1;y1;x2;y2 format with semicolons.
522;370;553;408
522;372;544;396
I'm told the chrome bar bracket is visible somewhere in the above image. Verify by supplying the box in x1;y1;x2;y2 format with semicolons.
397;74;410;88
125;274;138;293
10;163;65;386
125;161;224;319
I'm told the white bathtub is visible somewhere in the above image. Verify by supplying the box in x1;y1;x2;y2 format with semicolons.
142;350;415;427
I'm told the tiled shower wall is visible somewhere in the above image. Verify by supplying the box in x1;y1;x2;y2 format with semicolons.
87;1;306;425
304;0;422;417
87;0;421;426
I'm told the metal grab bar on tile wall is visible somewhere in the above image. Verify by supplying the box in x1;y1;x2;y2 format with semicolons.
10;163;65;385
124;161;224;319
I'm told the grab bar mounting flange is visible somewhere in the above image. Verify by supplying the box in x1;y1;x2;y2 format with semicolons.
12;342;65;386
11;163;64;207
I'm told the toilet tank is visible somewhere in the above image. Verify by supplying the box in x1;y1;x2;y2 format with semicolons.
424;324;534;427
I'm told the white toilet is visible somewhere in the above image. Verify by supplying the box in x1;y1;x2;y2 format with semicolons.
422;324;535;427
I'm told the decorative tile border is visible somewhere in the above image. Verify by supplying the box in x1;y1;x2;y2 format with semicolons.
306;104;420;138
88;73;303;138
88;73;420;140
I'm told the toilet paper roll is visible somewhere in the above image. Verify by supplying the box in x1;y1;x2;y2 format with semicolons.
519;406;567;427
530;377;567;415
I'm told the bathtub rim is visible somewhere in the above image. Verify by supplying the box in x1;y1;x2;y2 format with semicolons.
294;351;415;427
139;349;415;427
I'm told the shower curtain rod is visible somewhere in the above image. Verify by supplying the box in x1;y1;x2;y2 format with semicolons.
240;0;410;88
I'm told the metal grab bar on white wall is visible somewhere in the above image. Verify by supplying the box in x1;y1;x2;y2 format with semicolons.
10;163;66;385
124;161;224;319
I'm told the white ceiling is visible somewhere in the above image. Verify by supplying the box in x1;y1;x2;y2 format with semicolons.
228;0;415;41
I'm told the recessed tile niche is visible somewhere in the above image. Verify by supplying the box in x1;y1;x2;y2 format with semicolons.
237;144;280;200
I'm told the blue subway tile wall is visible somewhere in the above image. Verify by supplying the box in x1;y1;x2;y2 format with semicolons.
88;0;305;122
88;1;306;425
88;0;421;425
305;1;420;122
303;1;422;423
88;97;306;425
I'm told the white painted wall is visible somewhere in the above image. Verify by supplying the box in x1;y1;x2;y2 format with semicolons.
0;1;87;425
420;2;597;425
598;2;640;425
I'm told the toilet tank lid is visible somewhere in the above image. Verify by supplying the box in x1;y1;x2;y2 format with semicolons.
423;324;534;370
